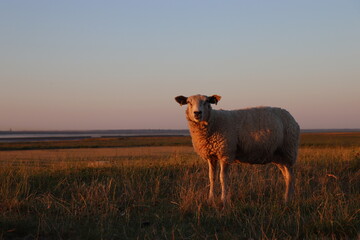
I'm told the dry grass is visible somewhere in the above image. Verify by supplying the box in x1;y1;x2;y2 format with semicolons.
0;136;192;151
0;136;359;239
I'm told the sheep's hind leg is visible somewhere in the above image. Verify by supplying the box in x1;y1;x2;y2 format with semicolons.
275;164;295;203
219;160;229;208
207;159;217;206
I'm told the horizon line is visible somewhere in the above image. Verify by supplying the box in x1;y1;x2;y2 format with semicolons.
1;128;360;133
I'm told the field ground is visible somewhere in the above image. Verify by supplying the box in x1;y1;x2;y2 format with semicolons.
0;133;359;239
1;131;360;151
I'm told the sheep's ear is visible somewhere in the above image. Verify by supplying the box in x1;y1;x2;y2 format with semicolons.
208;95;221;105
175;96;188;106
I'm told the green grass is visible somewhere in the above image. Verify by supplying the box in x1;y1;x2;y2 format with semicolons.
0;133;359;239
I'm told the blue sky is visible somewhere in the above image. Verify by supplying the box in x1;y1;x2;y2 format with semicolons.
1;1;359;130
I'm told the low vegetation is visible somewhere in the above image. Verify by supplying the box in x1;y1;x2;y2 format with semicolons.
1;132;360;151
0;136;192;151
0;133;359;239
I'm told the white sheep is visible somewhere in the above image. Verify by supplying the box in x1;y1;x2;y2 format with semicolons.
175;94;300;207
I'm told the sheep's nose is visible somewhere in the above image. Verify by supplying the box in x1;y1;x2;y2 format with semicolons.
194;111;202;117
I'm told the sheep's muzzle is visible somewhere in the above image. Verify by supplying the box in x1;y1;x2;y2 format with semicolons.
193;111;202;121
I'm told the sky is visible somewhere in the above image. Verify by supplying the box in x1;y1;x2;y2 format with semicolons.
1;1;359;130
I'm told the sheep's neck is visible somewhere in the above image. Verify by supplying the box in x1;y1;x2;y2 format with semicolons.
188;121;208;137
187;112;219;160
187;112;216;139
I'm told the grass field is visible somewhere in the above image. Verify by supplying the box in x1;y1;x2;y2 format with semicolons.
0;133;359;239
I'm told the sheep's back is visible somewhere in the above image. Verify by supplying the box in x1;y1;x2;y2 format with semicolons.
223;107;299;163
190;107;299;164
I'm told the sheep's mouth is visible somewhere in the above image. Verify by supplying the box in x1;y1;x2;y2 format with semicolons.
194;115;202;121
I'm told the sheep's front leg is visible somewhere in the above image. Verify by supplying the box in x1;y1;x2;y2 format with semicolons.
219;160;229;207
207;159;217;205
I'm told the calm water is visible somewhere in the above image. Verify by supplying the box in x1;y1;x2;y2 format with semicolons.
1;129;359;143
0;130;190;142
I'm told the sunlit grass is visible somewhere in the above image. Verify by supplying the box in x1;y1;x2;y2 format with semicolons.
0;136;359;239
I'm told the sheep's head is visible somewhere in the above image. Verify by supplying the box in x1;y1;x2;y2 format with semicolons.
175;94;221;123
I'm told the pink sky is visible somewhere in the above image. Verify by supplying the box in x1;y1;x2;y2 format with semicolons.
1;1;359;130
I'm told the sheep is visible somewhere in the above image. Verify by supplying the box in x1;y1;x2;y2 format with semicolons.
175;94;300;207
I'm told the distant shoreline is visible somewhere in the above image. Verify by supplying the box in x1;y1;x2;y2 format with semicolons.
300;129;360;133
0;130;190;143
0;129;359;143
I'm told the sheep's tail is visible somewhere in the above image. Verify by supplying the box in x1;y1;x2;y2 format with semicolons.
280;109;300;166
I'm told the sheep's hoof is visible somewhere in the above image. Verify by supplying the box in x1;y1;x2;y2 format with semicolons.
220;204;225;211
218;202;228;212
207;198;216;207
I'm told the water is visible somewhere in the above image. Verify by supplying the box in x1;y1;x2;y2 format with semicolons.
0;129;190;142
1;129;359;143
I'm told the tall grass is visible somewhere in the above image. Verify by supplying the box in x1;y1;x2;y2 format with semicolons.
0;143;359;239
